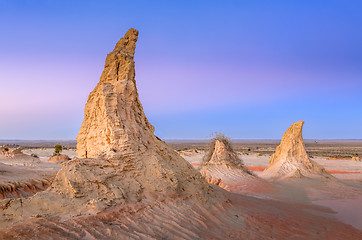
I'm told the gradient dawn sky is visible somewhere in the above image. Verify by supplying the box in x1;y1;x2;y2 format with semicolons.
0;0;361;140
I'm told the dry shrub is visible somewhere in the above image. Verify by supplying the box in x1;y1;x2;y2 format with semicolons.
202;134;254;175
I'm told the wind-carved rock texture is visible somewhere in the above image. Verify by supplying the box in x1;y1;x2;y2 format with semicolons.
0;163;52;199
71;28;215;203
0;29;219;228
261;121;331;179
76;28;152;159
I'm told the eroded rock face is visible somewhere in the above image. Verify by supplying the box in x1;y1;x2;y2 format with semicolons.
202;139;249;171
76;28;153;159
0;29;220;227
261;121;331;179
72;28;214;203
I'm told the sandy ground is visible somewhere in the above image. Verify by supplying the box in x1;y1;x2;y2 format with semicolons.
22;148;77;162
0;149;75;198
0;146;361;236
181;150;362;230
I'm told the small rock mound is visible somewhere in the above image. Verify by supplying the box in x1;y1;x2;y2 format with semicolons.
179;149;199;157
0;146;39;165
261;121;332;179
47;154;70;163
200;136;260;192
201;135;250;172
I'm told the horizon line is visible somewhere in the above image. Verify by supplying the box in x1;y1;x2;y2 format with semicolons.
1;138;362;142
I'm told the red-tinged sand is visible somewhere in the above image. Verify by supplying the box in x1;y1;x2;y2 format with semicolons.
1;188;361;239
246;166;266;171
246;166;360;174
325;170;360;174
328;157;353;160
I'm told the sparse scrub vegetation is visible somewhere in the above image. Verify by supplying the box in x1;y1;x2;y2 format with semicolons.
54;144;63;155
202;134;254;175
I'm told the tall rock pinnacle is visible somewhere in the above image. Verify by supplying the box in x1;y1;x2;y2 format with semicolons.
1;29;220;225
76;28;155;158
262;121;331;179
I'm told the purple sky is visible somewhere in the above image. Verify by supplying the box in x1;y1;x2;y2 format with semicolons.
0;1;361;140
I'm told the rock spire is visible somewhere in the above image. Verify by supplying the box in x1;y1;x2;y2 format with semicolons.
1;29;220;226
76;28;154;159
262;121;331;179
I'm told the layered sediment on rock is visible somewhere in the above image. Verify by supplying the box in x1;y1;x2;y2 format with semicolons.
261;121;332;179
76;28;153;159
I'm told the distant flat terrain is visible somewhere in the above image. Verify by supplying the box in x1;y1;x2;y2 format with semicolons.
168;140;362;159
1;140;361;158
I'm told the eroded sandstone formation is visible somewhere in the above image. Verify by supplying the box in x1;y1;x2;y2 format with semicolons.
0;146;24;159
202;138;248;170
76;28;152;159
200;137;260;193
0;29;220;228
0;146;39;165
261;121;331;179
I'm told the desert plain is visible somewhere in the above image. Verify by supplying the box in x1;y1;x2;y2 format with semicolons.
0;138;362;238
